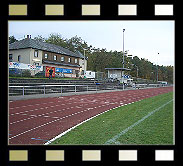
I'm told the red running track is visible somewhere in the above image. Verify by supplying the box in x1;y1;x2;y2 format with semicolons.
9;86;173;145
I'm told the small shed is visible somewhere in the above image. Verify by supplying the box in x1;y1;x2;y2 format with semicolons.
105;68;131;84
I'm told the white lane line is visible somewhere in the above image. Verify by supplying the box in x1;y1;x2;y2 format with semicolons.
9;102;69;116
44;102;131;145
9;100;61;110
10;101;130;140
105;99;173;145
10;89;169;138
9;118;64;140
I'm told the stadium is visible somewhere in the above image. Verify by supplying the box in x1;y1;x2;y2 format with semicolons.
8;21;174;145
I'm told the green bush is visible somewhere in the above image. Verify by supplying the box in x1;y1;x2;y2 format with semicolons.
22;70;31;77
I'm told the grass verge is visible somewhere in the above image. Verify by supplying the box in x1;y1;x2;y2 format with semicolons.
50;91;173;145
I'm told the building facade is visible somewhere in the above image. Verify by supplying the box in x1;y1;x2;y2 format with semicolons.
9;35;87;78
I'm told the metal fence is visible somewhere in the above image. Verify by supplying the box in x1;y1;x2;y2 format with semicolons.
9;84;114;96
9;83;170;96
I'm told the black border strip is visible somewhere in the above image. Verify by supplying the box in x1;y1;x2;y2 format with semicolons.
0;0;179;166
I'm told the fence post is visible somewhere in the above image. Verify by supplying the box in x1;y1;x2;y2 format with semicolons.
75;85;76;94
61;86;62;96
44;85;45;95
23;86;24;96
96;85;97;93
87;85;88;93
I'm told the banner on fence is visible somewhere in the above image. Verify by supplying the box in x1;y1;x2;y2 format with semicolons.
122;75;130;79
45;66;55;78
9;62;43;71
55;67;72;73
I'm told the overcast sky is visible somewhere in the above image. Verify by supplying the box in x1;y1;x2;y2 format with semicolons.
9;21;174;66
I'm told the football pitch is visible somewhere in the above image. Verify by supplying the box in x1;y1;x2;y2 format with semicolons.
51;91;174;145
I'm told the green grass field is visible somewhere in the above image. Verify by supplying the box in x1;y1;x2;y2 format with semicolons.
51;91;174;145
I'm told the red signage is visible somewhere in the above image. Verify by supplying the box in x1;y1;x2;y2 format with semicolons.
45;66;55;78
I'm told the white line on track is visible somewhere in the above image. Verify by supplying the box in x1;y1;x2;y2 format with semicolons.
10;101;93;125
10;100;130;140
44;100;140;145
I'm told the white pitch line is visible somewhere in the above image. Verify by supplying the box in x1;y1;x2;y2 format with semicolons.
105;99;173;145
9;105;99;139
10;101;129;141
44;101;138;145
10;89;165;141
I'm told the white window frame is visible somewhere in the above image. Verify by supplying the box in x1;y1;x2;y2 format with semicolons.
54;55;57;61
75;58;77;63
44;53;48;59
61;56;64;62
68;57;71;63
34;50;38;57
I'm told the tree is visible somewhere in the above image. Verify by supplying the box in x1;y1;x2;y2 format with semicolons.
34;35;46;42
45;33;68;48
32;33;173;83
9;36;17;44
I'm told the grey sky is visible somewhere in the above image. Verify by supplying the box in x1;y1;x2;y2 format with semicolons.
9;21;174;66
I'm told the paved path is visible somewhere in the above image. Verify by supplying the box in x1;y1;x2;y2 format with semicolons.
9;86;173;145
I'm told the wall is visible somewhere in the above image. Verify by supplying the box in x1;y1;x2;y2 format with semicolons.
42;51;79;66
9;48;32;64
42;63;79;78
79;58;87;74
108;70;122;79
30;49;43;66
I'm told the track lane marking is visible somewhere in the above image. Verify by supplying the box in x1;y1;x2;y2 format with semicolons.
9;104;116;139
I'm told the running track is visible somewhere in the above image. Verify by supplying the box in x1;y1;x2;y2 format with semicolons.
9;86;173;145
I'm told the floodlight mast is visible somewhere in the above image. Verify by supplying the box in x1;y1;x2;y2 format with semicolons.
122;29;125;90
157;52;159;82
123;29;125;69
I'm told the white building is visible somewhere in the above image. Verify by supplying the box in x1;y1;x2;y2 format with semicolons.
9;35;87;77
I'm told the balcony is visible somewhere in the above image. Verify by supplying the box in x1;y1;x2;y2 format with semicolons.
42;59;81;68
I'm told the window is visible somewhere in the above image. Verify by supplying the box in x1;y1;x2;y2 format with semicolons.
68;57;71;63
34;63;39;66
18;55;21;62
9;54;13;62
75;58;77;63
81;70;84;75
54;55;57;60
44;53;48;59
61;56;64;62
34;50;38;57
72;69;76;74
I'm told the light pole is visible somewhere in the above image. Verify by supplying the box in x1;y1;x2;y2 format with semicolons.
123;29;125;69
83;49;86;77
136;66;139;78
157;52;159;82
122;29;125;90
131;64;138;78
